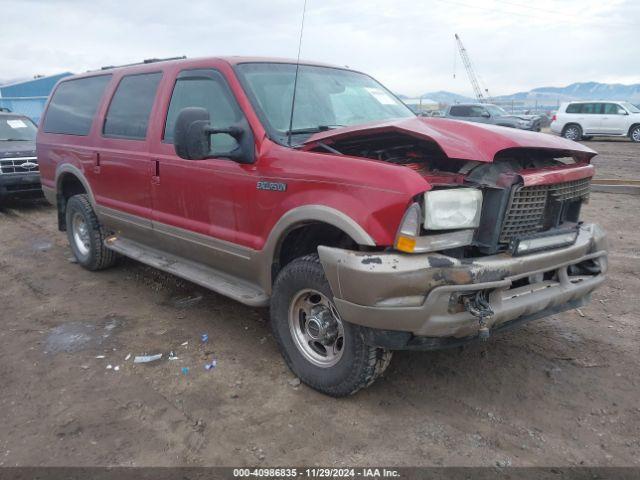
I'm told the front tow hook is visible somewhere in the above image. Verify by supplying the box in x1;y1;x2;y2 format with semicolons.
463;291;494;341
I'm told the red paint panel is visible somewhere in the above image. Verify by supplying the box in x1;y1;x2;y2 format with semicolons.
520;164;595;186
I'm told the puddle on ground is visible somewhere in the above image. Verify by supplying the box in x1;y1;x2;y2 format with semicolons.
44;316;125;355
44;323;95;354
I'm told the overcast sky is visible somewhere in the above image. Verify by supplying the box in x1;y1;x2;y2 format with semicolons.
1;0;638;96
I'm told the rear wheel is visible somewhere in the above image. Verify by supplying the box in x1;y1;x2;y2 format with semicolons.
562;124;582;141
270;254;392;397
630;125;640;143
65;194;117;271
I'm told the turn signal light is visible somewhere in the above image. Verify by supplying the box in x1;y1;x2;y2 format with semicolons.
396;235;417;253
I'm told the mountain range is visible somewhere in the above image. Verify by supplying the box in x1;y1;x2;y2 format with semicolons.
420;82;640;105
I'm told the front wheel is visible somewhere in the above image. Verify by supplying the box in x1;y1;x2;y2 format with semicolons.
630;125;640;143
562;124;583;141
270;254;392;397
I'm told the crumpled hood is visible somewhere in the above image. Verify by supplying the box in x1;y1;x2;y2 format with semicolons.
305;117;596;163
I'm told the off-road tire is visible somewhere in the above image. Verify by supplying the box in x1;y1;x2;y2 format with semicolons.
562;124;583;141
65;194;117;271
629;125;640;143
270;254;392;397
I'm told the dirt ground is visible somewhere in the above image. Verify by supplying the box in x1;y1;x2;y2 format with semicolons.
0;138;639;467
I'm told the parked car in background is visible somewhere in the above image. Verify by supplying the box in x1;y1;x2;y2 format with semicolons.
551;101;640;142
38;56;607;396
445;103;542;131
0;112;41;201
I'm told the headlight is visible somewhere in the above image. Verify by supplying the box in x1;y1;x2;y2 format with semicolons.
424;188;483;230
517;119;531;127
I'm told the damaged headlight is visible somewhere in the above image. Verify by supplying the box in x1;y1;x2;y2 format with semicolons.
424;188;483;230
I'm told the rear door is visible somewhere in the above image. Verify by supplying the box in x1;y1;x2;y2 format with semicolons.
93;72;163;242
579;103;602;134
448;105;470;119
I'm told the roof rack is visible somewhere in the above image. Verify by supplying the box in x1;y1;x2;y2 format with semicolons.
100;56;187;71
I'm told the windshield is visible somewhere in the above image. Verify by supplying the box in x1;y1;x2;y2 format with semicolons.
484;105;508;116
235;63;415;145
621;102;640;114
0;116;37;141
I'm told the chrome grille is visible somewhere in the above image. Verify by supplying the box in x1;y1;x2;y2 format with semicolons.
0;157;39;174
499;177;591;244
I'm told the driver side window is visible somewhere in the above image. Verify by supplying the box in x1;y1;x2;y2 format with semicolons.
164;70;242;156
469;106;487;117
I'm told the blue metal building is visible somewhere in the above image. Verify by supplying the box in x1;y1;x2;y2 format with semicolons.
0;72;73;124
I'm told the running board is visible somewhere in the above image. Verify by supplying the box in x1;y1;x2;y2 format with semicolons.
105;237;269;307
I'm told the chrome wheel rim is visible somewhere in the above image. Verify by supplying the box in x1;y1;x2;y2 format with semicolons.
71;212;91;257
632;128;640;142
565;127;580;140
288;289;345;368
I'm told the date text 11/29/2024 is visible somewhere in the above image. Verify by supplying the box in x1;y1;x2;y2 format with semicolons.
233;467;400;478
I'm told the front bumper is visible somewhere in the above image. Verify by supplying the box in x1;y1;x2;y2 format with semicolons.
318;223;607;345
515;122;541;132
0;172;42;198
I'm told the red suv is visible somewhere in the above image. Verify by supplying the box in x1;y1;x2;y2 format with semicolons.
37;57;608;396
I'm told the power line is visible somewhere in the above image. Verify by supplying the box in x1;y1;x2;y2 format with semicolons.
434;0;635;27
492;0;573;16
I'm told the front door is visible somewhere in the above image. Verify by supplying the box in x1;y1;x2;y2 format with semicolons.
467;105;491;124
600;103;628;135
148;68;257;280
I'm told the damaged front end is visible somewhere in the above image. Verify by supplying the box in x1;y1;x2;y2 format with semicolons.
308;118;607;349
318;223;607;349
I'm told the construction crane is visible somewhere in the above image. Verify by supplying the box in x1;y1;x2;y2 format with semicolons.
454;33;491;103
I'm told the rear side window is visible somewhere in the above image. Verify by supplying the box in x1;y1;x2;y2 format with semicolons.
103;72;162;140
43;75;111;135
581;103;600;114
565;103;582;114
163;69;243;156
449;105;469;117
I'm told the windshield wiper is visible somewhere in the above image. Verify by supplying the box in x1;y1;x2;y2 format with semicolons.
285;125;345;135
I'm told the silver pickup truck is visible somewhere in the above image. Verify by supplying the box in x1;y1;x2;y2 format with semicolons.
446;103;542;131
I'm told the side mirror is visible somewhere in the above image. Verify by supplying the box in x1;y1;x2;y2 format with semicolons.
481;112;491;118
174;107;246;161
174;107;213;160
617;108;628;115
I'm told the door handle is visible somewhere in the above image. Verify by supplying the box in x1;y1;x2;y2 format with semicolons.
93;152;101;174
151;160;160;185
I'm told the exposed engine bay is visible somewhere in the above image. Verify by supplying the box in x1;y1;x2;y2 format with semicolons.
308;131;580;188
308;131;592;256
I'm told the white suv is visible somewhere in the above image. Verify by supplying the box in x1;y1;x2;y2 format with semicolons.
550;101;640;142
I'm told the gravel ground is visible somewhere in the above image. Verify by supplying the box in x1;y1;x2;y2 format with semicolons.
0;139;638;467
